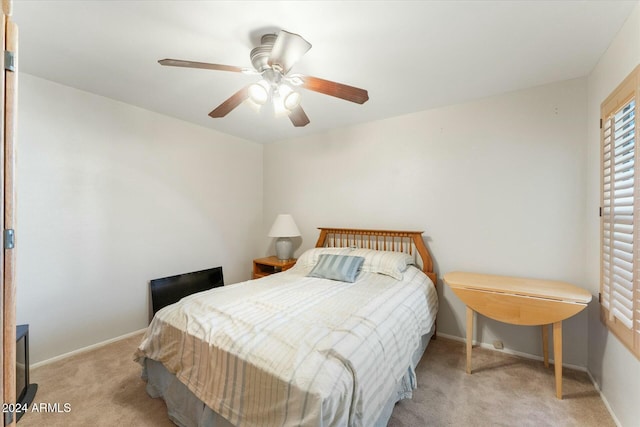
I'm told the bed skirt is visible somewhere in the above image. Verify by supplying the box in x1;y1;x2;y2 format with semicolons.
141;327;435;427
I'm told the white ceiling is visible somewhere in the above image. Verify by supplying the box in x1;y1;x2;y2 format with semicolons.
12;1;638;143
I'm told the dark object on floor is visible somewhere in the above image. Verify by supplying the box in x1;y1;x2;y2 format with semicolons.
15;324;37;423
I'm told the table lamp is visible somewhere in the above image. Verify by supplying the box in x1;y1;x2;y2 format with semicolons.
268;214;300;260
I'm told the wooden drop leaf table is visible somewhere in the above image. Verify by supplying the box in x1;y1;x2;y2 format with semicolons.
443;271;592;399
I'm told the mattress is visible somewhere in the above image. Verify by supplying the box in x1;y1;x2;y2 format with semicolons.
136;263;438;426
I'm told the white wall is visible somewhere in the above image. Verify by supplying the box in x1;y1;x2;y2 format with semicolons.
264;78;589;366
16;73;263;363
586;2;640;426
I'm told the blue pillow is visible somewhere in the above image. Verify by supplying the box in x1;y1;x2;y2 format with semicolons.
307;254;365;283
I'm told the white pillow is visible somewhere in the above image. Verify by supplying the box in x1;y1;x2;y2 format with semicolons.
296;247;354;268
349;249;414;280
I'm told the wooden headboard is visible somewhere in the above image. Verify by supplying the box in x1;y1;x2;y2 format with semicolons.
315;227;437;285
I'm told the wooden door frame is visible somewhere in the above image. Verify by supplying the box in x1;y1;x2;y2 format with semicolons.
2;0;17;425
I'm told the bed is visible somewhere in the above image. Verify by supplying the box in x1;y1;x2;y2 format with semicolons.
135;228;438;427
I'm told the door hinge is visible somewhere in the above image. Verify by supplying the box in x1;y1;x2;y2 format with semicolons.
599;206;602;217
598;292;602;303
4;229;15;249
4;50;15;72
600;118;603;129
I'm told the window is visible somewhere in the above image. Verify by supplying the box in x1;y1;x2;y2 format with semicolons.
601;64;640;358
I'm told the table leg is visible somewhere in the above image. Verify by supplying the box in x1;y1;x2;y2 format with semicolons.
542;324;549;368
466;306;473;374
553;321;562;399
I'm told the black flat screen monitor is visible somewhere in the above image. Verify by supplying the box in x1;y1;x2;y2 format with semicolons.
149;266;223;321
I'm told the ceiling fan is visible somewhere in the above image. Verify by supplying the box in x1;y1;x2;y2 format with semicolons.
158;30;369;127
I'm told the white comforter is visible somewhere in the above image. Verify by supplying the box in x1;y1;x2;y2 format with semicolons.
135;264;438;427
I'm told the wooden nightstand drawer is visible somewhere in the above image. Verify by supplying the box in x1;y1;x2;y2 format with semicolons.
253;256;296;279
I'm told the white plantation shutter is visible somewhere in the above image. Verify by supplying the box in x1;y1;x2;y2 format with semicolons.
601;65;640;359
602;100;635;327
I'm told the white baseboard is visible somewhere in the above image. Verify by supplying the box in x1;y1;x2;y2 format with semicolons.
436;332;587;372
31;328;147;369
586;370;622;427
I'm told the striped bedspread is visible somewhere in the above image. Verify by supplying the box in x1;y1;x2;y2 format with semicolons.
135;264;438;427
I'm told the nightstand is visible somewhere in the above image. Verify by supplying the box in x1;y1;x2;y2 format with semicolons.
252;256;296;279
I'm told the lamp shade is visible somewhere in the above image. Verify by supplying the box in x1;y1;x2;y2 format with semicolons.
268;214;300;237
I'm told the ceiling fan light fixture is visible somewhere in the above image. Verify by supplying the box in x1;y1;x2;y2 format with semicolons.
245;97;263;113
278;84;301;111
284;92;301;111
271;91;288;117
248;80;270;105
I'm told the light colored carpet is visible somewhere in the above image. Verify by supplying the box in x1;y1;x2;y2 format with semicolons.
19;333;172;427
388;338;614;427
18;333;614;427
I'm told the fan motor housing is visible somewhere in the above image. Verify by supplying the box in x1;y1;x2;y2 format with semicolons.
250;34;277;72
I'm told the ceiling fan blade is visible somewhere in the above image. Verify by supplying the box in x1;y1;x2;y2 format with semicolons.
288;105;310;127
209;86;250;118
159;59;246;73
301;76;369;104
268;30;312;74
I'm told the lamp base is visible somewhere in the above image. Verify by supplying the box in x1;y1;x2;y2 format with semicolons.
275;237;293;261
